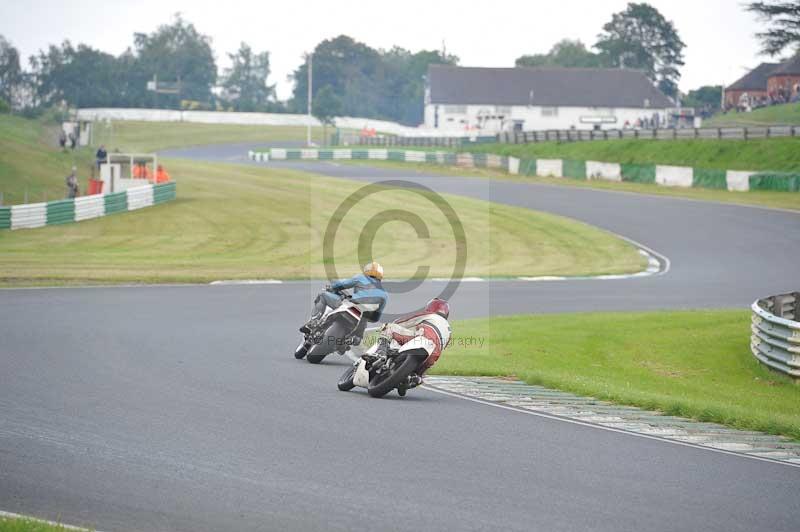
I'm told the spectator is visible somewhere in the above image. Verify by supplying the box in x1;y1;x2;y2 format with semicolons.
65;167;79;199
68;131;76;150
95;145;108;170
155;165;171;183
58;130;67;151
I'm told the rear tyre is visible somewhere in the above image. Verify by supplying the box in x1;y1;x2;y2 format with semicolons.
367;355;419;398
294;341;308;359
337;366;356;391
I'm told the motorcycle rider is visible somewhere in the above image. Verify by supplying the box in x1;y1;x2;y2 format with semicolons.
374;298;451;394
301;261;388;346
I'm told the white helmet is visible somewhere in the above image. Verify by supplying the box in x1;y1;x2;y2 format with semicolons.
363;261;384;280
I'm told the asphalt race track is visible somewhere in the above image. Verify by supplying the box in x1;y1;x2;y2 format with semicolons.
1;143;799;531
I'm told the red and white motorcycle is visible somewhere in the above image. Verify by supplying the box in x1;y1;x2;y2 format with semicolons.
337;314;450;398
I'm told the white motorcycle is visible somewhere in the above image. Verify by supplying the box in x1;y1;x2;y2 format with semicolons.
337;333;438;398
294;288;379;364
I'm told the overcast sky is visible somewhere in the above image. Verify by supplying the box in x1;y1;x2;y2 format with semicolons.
0;0;773;100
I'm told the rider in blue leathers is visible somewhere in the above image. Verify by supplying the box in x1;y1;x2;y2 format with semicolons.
301;262;388;344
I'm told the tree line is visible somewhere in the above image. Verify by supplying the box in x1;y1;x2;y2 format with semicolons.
0;2;797;122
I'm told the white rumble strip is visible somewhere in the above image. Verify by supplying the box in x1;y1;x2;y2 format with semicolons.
424;376;800;467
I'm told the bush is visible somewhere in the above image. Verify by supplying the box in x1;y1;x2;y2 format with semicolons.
0;98;10;114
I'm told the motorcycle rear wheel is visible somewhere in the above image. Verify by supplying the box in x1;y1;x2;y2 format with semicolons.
367;355;418;398
306;353;327;364
337;366;356;391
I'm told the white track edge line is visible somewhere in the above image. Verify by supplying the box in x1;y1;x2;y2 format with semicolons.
423;385;800;469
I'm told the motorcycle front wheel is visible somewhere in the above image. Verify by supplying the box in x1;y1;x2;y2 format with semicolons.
367;355;418;398
306;353;327;364
337;365;356;391
294;341;308;359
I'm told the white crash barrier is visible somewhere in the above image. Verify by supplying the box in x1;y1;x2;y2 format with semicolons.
404;151;426;163
456;153;474;167
726;170;753;192
270;148;287;160
10;203;47;229
367;149;388;160
587;161;622;182
508;157;520;175
126;185;154;211
656;165;694;188
300;149;319;160
74;195;105;221
537;159;563;177
332;149;352;159
486;154;503;168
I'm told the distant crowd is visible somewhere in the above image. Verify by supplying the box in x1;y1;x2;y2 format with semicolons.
725;83;800;113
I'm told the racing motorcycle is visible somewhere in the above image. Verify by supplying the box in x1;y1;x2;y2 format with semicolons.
294;288;372;364
336;336;432;398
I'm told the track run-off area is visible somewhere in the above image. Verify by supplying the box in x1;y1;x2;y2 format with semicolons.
1;142;799;532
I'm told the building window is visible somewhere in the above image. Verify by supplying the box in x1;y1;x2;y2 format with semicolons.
445;105;467;114
541;107;558;117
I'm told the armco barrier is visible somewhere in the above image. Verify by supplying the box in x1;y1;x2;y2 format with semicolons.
751;293;800;378
251;149;800;193
1;183;176;230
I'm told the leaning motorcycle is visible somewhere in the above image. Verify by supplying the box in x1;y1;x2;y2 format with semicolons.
337;335;433;398
294;288;368;364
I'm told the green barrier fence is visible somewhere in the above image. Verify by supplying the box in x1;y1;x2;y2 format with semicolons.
519;159;537;176
352;150;369;160
621;163;656;184
388;150;405;161
318;150;334;160
692;168;728;190
46;199;76;225
749;172;800;192
286;150;301;160
153;183;177;204
562;159;587;179
472;153;487;167
104;191;128;214
0;207;10;229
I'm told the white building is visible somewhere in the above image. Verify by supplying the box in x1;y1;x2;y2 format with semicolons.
424;65;673;133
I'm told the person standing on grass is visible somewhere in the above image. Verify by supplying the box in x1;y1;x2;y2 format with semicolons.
65;167;79;199
58;130;67;151
95;145;107;170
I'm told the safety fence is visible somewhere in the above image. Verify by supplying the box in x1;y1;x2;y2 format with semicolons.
250;149;799;193
250;148;519;174
751;293;800;379
0;182;176;230
363;125;800;146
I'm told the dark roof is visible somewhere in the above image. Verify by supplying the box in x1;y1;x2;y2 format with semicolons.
771;56;800;76
427;65;673;108
726;63;780;91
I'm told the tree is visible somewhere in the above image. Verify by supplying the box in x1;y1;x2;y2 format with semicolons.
29;41;120;108
312;84;342;143
595;3;685;98
682;85;722;112
222;43;275;111
515;39;605;68
0;35;21;106
133;14;217;107
290;35;457;124
747;1;800;56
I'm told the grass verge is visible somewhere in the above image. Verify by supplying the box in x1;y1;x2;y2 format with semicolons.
90;120;328;153
704;103;800;127
336;159;800;211
0;158;644;286
432;310;800;440
0;514;90;532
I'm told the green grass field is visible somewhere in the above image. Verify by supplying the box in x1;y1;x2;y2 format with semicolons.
90;120;327;153
0;115;93;205
468;137;800;172
704;103;800;127
338;159;800;211
432;310;800;440
0;158;644;285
